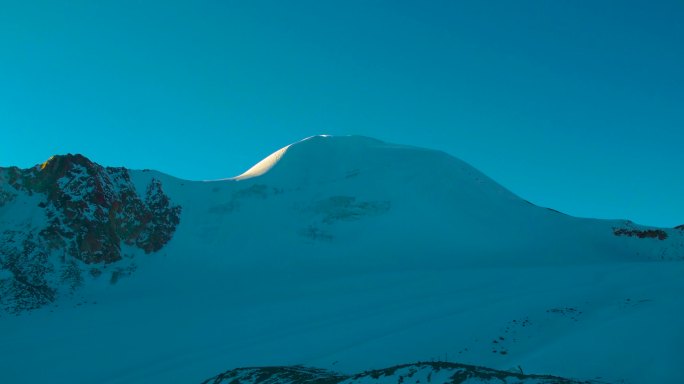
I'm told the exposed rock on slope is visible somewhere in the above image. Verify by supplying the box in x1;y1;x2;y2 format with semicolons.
0;154;180;312
202;362;600;384
612;227;668;240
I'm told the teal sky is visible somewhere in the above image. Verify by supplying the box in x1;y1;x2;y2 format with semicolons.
1;1;682;227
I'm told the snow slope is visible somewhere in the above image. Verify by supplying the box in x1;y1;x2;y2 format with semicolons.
1;135;683;384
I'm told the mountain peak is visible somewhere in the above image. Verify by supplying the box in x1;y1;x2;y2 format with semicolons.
38;153;96;172
234;135;388;180
0;152;182;312
232;135;444;184
296;134;384;145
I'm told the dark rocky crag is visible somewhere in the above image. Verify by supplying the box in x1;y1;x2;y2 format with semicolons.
612;227;668;240
0;154;181;313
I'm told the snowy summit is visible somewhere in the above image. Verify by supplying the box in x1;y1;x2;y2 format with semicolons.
0;135;683;384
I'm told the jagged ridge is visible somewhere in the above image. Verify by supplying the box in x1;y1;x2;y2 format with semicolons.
0;154;181;313
202;362;601;384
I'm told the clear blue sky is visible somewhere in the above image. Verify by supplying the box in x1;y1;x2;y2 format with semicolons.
1;1;682;227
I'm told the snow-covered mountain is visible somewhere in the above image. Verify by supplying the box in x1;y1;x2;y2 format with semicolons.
1;135;682;384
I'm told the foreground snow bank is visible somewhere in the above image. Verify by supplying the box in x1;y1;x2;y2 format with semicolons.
202;362;600;384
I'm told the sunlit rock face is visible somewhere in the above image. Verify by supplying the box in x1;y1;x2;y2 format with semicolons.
0;154;181;312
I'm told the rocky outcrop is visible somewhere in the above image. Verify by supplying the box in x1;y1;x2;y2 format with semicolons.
0;232;56;312
5;154;181;263
0;154;181;313
612;227;668;240
202;362;600;384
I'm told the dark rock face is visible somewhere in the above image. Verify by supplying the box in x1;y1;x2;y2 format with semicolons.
202;366;344;384
4;154;181;263
675;224;684;231
612;227;668;240
0;232;56;312
202;362;599;384
0;154;181;313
